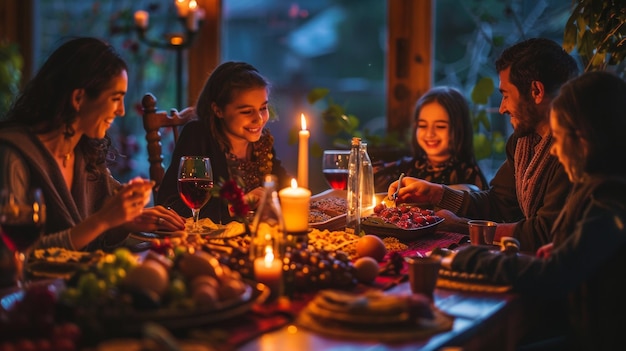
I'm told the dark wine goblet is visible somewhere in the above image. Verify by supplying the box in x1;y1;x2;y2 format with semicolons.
322;150;350;190
177;156;213;233
0;188;46;288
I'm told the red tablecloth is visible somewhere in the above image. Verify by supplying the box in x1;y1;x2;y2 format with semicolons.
400;231;469;257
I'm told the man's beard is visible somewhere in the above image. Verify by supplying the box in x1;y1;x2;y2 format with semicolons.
513;96;545;136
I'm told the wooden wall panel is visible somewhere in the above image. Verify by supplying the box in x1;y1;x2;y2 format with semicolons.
0;0;33;84
387;0;433;134
187;0;221;107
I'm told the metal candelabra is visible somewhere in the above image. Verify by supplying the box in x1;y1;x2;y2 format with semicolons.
134;3;203;109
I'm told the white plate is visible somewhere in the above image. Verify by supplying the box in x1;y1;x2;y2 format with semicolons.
153;220;247;239
153;228;211;236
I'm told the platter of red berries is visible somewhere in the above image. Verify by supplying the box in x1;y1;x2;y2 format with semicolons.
362;203;444;241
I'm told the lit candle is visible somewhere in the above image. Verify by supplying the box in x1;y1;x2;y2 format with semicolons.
187;0;199;31
134;10;149;30
278;179;311;233
170;35;184;46
297;113;310;189
254;246;283;300
175;0;189;18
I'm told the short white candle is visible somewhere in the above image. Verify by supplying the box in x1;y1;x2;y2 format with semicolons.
297;114;310;189
134;10;149;29
254;246;283;299
279;179;311;233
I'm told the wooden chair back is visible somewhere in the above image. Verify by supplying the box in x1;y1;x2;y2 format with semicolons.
141;92;197;195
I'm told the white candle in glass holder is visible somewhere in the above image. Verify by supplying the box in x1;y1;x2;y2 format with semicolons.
297;114;310;189
279;179;311;233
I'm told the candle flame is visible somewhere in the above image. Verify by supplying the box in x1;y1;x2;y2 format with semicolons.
170;35;184;45
300;113;307;130
189;0;197;10
264;245;275;267
291;178;298;189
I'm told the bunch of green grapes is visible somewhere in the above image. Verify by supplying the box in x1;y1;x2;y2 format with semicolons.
59;247;139;305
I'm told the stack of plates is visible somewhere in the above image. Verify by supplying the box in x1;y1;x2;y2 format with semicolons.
297;289;453;342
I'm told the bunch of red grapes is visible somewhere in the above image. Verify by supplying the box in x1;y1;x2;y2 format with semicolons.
373;203;442;229
218;243;358;293
282;245;358;293
0;285;80;351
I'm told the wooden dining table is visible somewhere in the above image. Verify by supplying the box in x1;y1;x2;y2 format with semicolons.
231;229;531;351
1;226;535;351
236;282;529;351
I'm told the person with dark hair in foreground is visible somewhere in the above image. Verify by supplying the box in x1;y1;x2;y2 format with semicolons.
438;71;626;350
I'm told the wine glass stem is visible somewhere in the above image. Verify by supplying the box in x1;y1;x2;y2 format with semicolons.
14;250;26;288
192;208;200;232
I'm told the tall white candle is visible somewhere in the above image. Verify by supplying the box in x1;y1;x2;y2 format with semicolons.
279;179;311;233
134;10;149;29
297;114;310;189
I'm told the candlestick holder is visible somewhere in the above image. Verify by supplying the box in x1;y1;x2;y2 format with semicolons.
134;6;203;109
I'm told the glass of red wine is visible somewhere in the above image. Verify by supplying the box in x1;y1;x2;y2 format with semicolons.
0;188;46;288
322;150;350;190
178;156;213;233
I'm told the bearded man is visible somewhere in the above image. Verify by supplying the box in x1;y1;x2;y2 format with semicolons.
388;38;579;252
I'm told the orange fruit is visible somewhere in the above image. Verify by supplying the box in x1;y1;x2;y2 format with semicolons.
356;235;387;261
354;256;380;283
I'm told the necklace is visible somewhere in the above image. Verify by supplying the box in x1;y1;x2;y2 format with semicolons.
60;152;73;168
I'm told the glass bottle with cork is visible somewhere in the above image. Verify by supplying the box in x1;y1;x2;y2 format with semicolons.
346;137;362;234
249;174;285;301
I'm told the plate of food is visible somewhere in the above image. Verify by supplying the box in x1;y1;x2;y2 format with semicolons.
297;289;453;342
26;248;107;279
153;218;246;239
361;203;444;242
35;248;270;338
153;217;219;236
93;280;267;334
308;189;348;231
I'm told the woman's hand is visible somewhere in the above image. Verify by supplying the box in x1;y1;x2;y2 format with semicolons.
94;178;154;230
125;205;186;232
244;186;265;210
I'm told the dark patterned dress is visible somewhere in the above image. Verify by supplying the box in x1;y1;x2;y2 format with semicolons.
373;155;488;193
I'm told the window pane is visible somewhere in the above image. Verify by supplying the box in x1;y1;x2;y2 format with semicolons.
222;0;387;194
434;0;573;180
35;0;186;182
